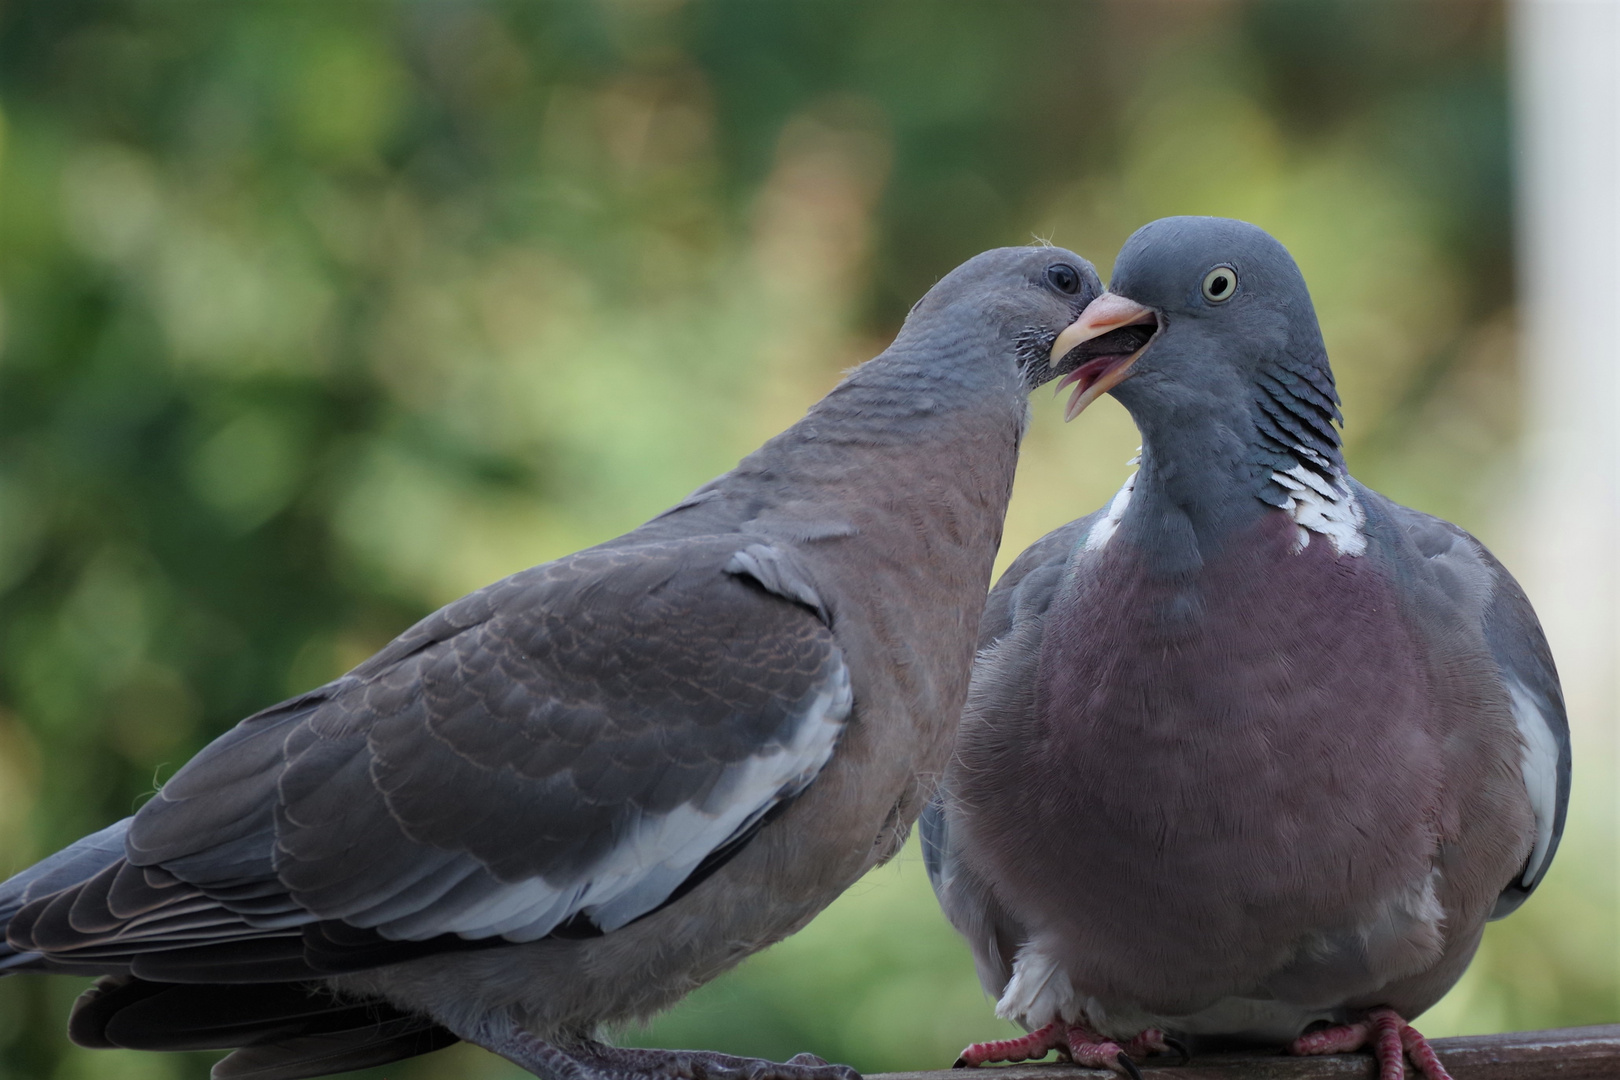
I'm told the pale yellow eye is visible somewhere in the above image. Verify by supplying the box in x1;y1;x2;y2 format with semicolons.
1202;266;1237;303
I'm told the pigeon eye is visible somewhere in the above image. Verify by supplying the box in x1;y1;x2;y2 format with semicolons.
1045;263;1082;295
1202;266;1237;303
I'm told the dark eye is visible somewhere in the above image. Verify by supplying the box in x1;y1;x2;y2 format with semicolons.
1045;263;1081;295
1202;265;1237;303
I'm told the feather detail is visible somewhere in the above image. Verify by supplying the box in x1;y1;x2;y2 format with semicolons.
1270;462;1366;556
996;942;1077;1028
1507;678;1561;893
1083;473;1137;552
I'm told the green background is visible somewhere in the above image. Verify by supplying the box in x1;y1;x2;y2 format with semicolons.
0;2;1608;1078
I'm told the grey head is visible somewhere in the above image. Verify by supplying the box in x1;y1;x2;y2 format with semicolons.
885;246;1105;401
1048;216;1346;551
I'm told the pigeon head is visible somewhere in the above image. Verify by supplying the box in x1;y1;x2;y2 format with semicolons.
1048;216;1345;483
898;246;1104;392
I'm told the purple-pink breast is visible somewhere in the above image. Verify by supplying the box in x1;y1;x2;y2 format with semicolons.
960;509;1456;1014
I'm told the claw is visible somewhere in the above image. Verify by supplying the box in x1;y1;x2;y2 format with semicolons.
1121;1028;1180;1064
1163;1037;1190;1066
1289;1009;1452;1080
475;1036;862;1080
1063;1025;1137;1076
954;1021;1067;1068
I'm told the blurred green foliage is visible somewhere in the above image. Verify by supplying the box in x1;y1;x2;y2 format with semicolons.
0;2;1608;1078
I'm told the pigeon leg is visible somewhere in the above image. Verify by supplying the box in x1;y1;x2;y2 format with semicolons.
579;1042;860;1080
952;1021;1160;1076
1289;1018;1374;1056
953;1020;1067;1067
1063;1024;1140;1079
1398;1023;1455;1080
1121;1028;1187;1065
471;1027;860;1080
1287;1009;1454;1080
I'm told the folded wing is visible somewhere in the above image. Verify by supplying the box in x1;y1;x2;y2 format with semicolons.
6;537;852;981
1376;496;1570;919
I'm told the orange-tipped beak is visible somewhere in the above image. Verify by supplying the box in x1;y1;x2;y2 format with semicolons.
1049;292;1158;421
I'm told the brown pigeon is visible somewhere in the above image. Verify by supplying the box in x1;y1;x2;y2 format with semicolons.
922;218;1568;1080
0;247;1104;1080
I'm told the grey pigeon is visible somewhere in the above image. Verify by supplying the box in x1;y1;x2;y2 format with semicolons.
0;247;1104;1080
922;218;1568;1080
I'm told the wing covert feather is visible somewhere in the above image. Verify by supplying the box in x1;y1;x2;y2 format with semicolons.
71;537;854;966
1373;494;1570;916
925;513;1093;998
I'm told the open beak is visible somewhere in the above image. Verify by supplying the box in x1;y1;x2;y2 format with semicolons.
1049;292;1159;421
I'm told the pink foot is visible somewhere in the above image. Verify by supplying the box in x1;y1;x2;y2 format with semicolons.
1061;1024;1139;1078
1121;1029;1187;1064
1288;1009;1454;1080
1399;1023;1454;1080
953;1020;1066;1067
953;1021;1155;1077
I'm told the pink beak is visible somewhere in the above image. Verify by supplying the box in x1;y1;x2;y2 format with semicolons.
1048;293;1158;421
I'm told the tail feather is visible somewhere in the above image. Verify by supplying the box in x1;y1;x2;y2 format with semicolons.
3;817;463;1077
69;975;457;1080
212;1023;461;1080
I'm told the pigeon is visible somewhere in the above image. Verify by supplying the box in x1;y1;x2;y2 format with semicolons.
0;246;1105;1080
921;217;1568;1080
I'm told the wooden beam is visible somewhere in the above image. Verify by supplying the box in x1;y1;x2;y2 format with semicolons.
871;1024;1620;1080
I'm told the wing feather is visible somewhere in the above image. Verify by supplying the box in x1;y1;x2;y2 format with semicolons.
6;536;851;979
923;514;1091;998
1374;494;1570;918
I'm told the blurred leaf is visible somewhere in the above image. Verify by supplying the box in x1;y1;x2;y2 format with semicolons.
0;4;1602;1080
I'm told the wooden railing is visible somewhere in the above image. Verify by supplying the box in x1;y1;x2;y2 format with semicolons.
873;1025;1620;1079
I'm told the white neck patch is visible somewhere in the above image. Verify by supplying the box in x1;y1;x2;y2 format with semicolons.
1271;461;1366;556
1084;450;1366;558
1084;452;1140;552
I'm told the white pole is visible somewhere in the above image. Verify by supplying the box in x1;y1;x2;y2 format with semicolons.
1512;0;1620;1008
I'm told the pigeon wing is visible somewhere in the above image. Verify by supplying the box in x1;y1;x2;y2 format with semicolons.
1373;493;1570;919
922;513;1096;997
14;536;851;976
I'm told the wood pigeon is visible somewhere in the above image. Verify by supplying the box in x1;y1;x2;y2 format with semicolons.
0;246;1105;1080
922;217;1569;1080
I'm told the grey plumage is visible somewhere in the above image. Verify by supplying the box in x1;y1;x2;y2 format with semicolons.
924;218;1568;1077
0;246;1103;1080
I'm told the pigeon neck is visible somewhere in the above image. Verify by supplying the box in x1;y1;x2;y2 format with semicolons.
1111;366;1350;577
1114;405;1271;576
794;331;1031;448
715;335;1029;515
